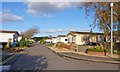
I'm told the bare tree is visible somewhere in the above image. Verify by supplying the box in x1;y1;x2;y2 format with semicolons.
22;27;39;39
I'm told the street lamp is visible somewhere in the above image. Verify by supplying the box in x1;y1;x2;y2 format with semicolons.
110;3;113;58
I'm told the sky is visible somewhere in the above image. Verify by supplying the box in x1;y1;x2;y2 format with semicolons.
1;2;102;37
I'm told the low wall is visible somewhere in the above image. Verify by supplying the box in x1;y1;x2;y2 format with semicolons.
75;45;96;52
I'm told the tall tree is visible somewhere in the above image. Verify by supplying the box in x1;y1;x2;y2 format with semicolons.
79;2;120;48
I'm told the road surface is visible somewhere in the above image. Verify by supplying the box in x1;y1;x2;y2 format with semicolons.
7;43;118;70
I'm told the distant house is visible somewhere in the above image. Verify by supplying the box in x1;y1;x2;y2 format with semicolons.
67;31;104;45
57;35;68;44
0;30;19;43
52;37;58;44
45;38;52;44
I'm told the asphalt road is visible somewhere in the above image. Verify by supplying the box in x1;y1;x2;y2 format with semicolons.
8;43;118;70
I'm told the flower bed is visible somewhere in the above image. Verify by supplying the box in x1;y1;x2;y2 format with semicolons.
86;47;110;56
60;44;70;49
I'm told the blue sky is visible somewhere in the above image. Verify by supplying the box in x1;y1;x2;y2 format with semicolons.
1;2;102;37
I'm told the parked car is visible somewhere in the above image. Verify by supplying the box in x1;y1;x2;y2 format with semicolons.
82;42;100;46
11;42;19;47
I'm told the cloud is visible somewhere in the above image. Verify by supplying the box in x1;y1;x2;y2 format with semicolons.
45;29;65;33
2;9;12;13
1;13;23;23
44;28;79;33
26;2;72;16
44;28;91;33
26;0;118;2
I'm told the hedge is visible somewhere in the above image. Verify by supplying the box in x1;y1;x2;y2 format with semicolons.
87;47;110;52
87;47;120;54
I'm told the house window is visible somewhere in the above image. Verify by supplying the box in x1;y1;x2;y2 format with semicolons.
13;34;18;42
65;39;67;41
68;37;70;42
72;37;74;42
104;37;106;42
82;36;90;42
96;36;98;42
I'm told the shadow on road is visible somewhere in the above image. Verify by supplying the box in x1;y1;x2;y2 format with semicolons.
5;53;48;71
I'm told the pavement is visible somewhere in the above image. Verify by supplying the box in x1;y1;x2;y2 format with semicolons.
48;46;120;64
0;51;14;63
0;48;24;72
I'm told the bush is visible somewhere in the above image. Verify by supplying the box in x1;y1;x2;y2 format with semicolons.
87;48;104;52
113;50;120;55
19;37;26;48
26;41;34;47
113;43;120;51
2;43;7;49
46;43;53;47
87;47;110;52
87;45;120;55
96;45;101;49
40;39;45;44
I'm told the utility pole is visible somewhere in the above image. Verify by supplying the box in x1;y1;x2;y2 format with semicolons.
110;3;113;58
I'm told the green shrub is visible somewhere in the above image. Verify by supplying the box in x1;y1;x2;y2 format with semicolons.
96;45;101;49
46;43;53;47
113;50;120;55
87;46;120;55
60;42;65;44
40;39;45;44
87;47;110;52
87;48;104;52
19;37;26;48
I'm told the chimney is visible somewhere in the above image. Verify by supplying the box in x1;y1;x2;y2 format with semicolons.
90;28;93;33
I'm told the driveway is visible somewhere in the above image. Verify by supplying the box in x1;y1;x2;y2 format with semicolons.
9;43;118;70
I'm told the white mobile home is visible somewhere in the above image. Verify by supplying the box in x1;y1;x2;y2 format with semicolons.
45;38;52;44
0;30;19;43
57;35;68;44
52;37;58;44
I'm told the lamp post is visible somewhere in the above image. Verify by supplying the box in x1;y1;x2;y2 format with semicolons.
110;3;113;58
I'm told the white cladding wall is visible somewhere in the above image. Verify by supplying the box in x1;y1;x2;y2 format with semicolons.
68;35;73;43
45;39;52;43
90;35;97;42
0;33;14;42
52;38;58;43
18;36;22;42
67;34;77;44
75;34;86;45
58;37;68;44
75;34;99;45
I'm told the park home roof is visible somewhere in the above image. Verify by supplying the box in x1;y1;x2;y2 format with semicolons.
0;30;19;34
57;35;66;37
68;31;104;35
